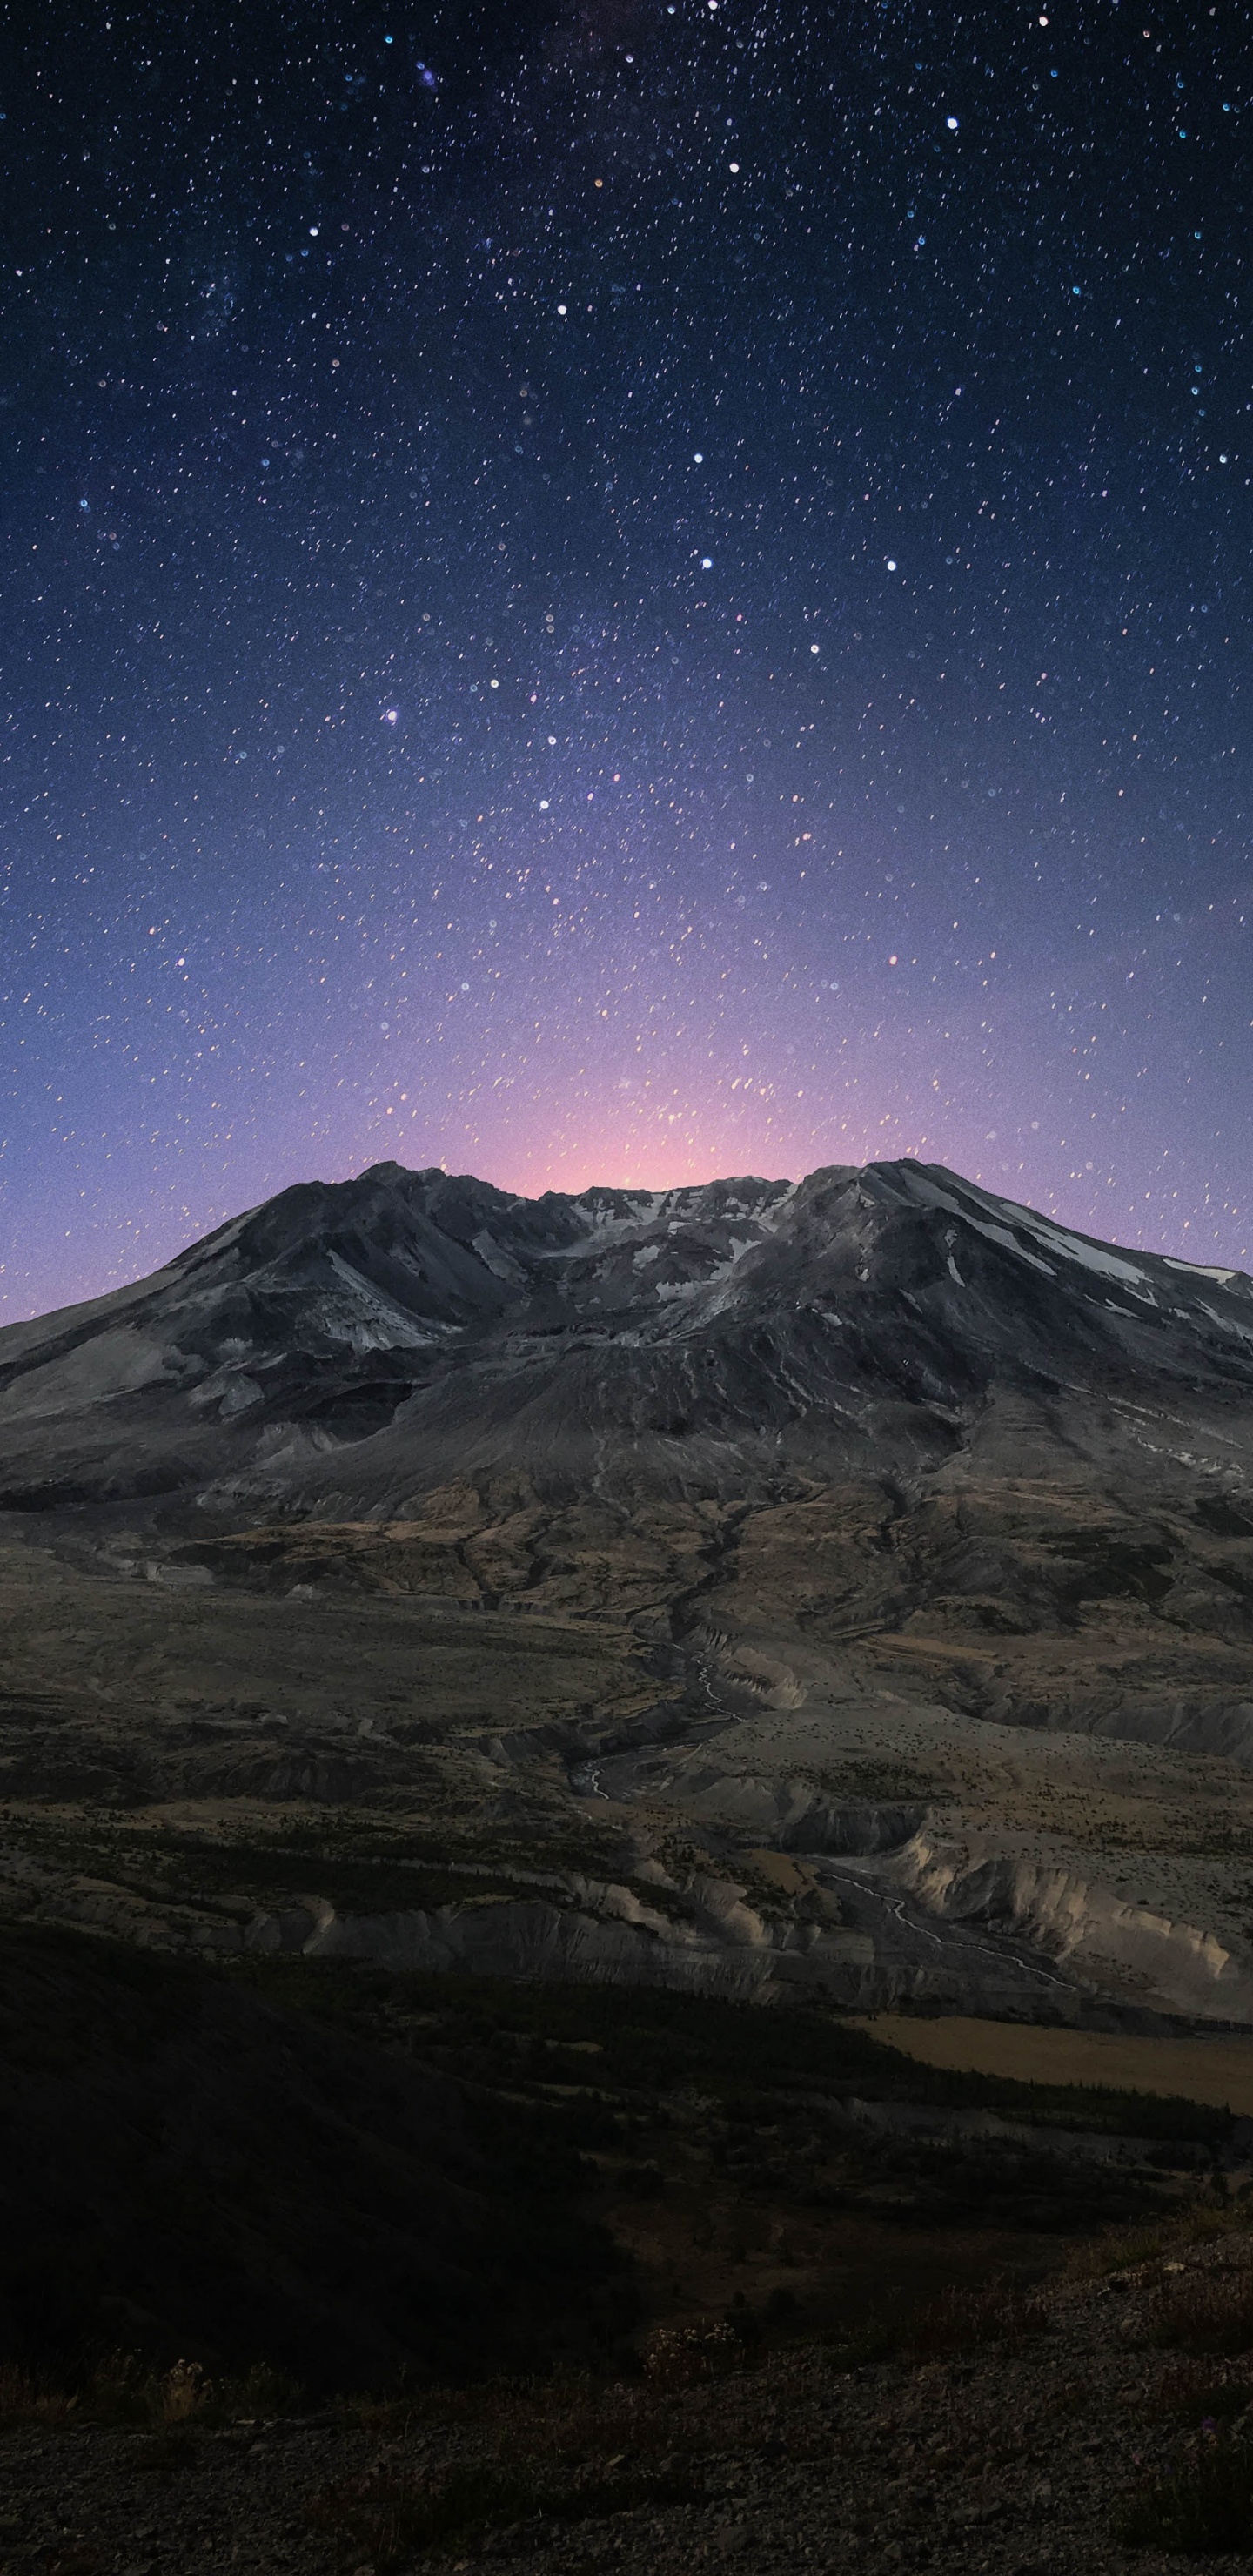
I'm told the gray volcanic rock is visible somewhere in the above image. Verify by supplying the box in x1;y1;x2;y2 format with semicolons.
10;1157;1253;2031
4;1156;1253;1521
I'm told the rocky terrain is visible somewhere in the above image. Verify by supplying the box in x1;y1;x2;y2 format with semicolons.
3;1916;1253;2570
4;1155;1253;2026
10;2205;1253;2574
10;1158;1253;2552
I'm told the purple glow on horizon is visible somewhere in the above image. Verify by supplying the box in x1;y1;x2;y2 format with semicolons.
3;2;1251;1321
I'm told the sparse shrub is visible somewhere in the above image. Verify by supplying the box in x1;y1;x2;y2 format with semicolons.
345;2358;739;2465
825;2276;1048;2371
308;2454;704;2568
1149;2268;1253;2358
1152;2365;1253;2425
66;2353;201;2428
641;2321;740;2387
1075;2201;1252;2283
157;2358;209;2422
1117;2426;1253;2552
213;2360;301;2418
309;2460;539;2565
1079;2220;1179;2277
20;2351;305;2431
901;2277;1049;2359
0;2362;75;2425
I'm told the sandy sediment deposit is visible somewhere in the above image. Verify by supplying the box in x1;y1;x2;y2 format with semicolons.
859;2010;1253;2114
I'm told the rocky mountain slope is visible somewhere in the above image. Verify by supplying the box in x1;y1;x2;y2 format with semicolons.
4;1155;1253;1519
6;1157;1253;2028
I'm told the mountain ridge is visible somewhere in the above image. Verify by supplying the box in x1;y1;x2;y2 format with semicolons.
6;1155;1253;2031
4;1155;1253;1526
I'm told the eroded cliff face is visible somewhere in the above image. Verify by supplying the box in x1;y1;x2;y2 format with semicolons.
5;1776;1251;2027
885;1828;1253;2023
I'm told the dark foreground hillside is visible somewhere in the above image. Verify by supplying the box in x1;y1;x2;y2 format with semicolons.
5;2208;1253;2575
0;1922;1238;2396
3;1929;1253;2569
0;1927;626;2389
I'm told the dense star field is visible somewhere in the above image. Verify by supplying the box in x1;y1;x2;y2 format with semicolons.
2;0;1250;1318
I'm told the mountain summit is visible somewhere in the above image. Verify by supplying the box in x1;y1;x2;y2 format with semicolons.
6;1162;1253;2033
3;1157;1253;1525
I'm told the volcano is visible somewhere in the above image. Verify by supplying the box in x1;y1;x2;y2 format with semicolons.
6;1161;1253;2034
4;1157;1253;1525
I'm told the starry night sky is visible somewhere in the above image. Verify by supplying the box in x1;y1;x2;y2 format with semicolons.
3;0;1252;1319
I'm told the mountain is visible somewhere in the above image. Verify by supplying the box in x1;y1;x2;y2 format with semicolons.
4;1155;1253;1523
6;1158;1253;2034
